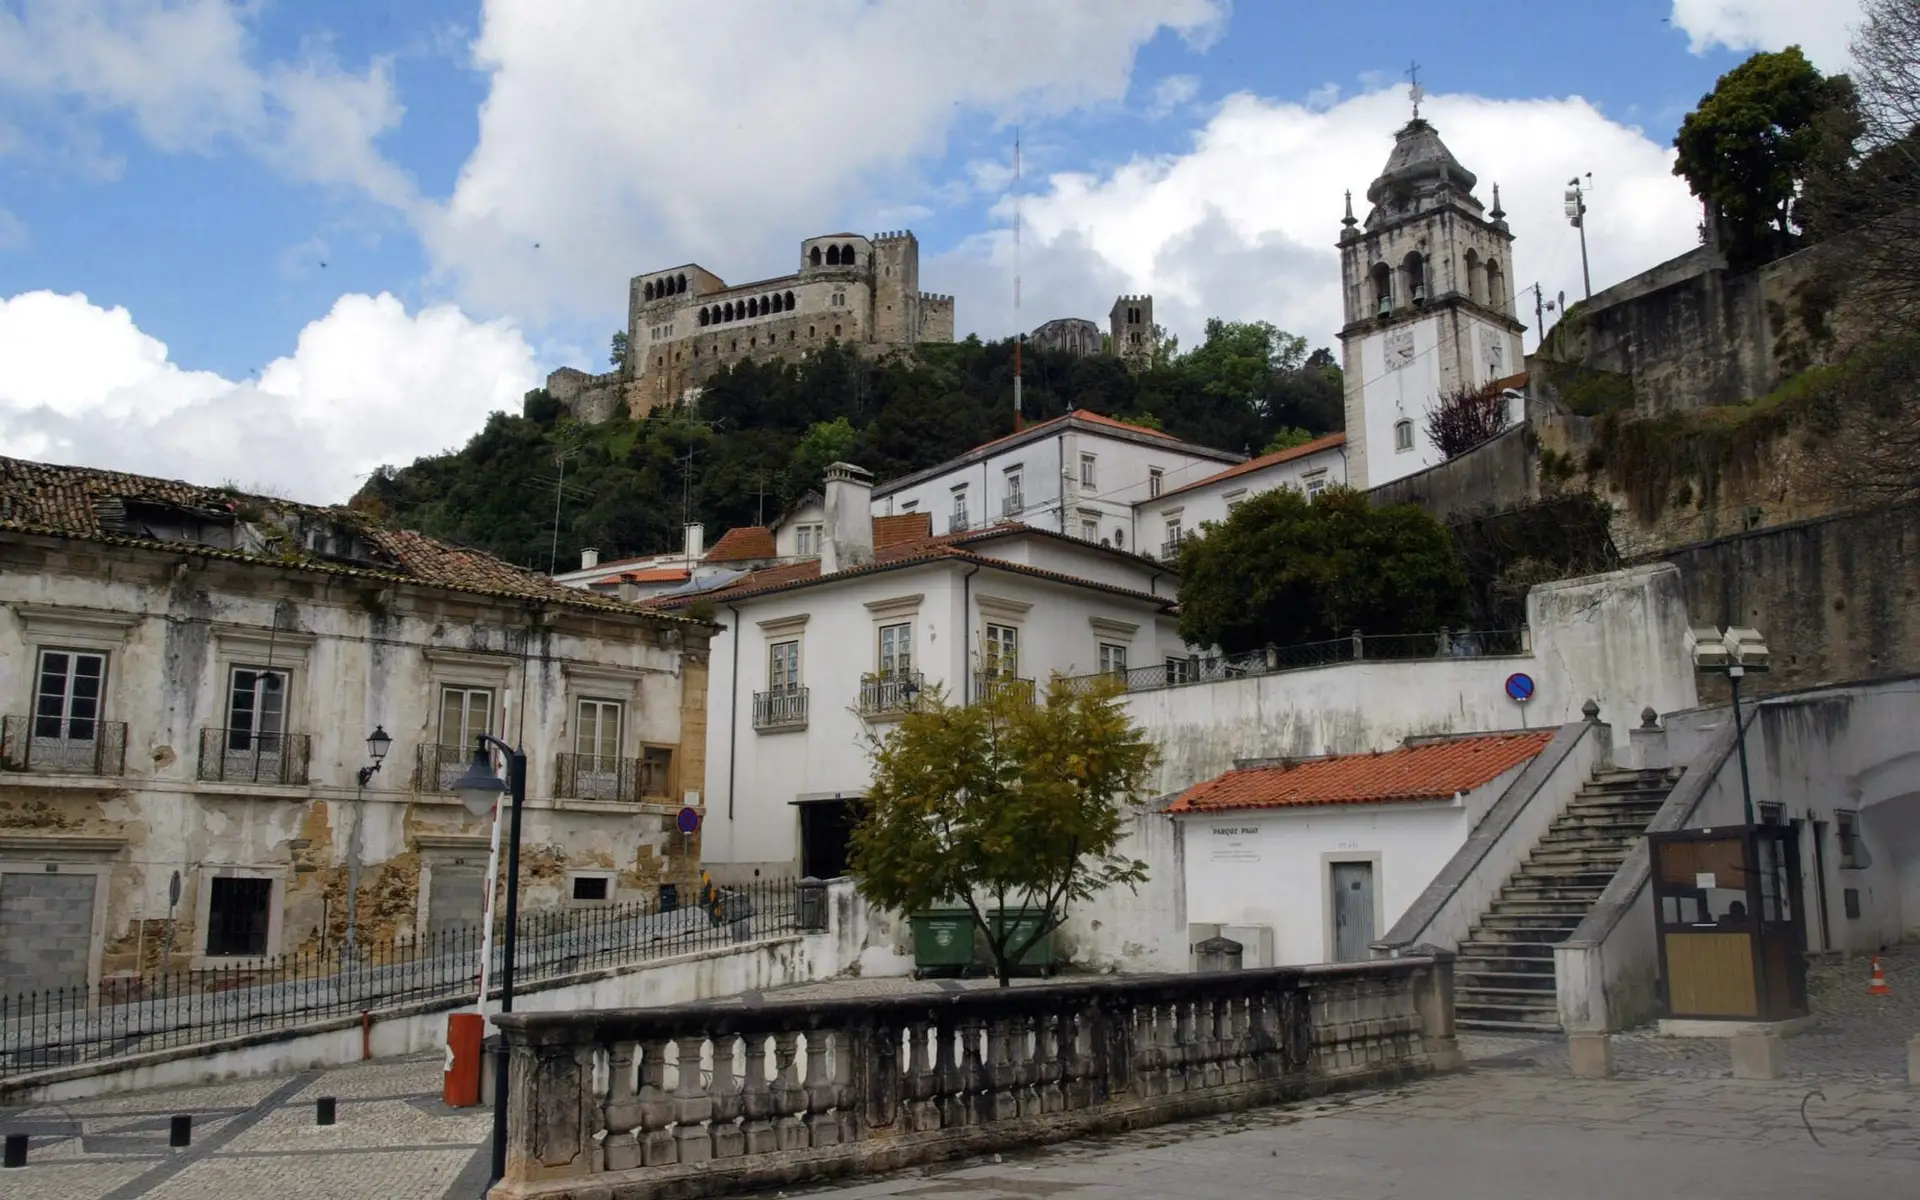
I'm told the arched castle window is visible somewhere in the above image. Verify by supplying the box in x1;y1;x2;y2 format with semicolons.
699;308;710;326
810;246;823;267
644;281;655;301
762;294;772;313
1485;259;1506;313
1464;250;1482;306
1370;263;1392;317
676;273;687;293
1403;251;1427;304
826;245;841;266
748;297;759;318
834;324;842;337
841;244;855;264
723;302;734;321
784;290;795;309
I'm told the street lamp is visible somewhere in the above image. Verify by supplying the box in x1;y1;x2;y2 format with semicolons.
449;735;528;1190
344;726;392;954
1687;625;1771;826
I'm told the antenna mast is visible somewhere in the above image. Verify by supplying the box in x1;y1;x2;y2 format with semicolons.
1013;126;1023;433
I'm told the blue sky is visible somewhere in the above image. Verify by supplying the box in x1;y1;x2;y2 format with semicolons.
0;0;1861;500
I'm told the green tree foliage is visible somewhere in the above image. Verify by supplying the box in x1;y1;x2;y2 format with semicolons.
610;331;630;371
1262;426;1315;454
1176;486;1468;653
356;328;1343;567
1673;47;1862;269
850;677;1159;987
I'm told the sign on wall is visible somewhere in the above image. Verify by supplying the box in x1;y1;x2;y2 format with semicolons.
1209;825;1262;864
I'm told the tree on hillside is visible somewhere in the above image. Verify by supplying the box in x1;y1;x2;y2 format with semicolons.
850;677;1159;987
610;331;630;371
1425;380;1513;459
1673;46;1862;270
1176;486;1468;653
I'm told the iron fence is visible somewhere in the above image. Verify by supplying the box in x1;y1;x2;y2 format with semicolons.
1060;628;1528;697
1;716;127;776
857;672;924;717
554;751;640;802
0;877;799;1079
414;743;470;792
195;728;311;785
753;687;809;730
974;673;1036;705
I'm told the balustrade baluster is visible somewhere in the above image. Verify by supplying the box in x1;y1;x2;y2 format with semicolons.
601;1039;645;1171
830;1025;860;1144
741;1034;778;1155
986;1016;1020;1123
905;1018;940;1132
772;1030;807;1151
638;1038;677;1166
710;1035;745;1158
1038;1010;1066;1113
673;1038;713;1162
1014;1014;1042;1118
803;1026;840;1146
933;1015;965;1129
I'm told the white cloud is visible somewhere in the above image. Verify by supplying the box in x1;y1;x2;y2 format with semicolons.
1669;0;1865;71
932;86;1705;355
0;1;414;203
0;291;538;503
420;0;1223;322
1146;74;1200;119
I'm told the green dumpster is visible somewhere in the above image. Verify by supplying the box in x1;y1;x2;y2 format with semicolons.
988;908;1057;975
910;909;977;978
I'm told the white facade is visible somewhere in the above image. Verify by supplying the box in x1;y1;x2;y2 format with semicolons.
1142;435;1348;557
872;412;1241;555
1181;768;1526;967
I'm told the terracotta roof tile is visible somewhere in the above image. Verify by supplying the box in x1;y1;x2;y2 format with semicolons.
1167;731;1554;814
705;526;776;562
873;512;932;549
0;455;696;622
599;567;690;585
1155;433;1346;502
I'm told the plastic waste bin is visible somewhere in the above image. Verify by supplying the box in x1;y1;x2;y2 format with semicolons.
910;909;977;978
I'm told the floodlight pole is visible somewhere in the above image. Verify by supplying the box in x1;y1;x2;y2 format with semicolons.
1728;665;1757;828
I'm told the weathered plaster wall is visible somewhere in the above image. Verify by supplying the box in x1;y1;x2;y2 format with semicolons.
0;533;711;994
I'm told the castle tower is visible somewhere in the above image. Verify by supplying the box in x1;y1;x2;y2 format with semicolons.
870;231;919;345
1337;117;1526;489
1110;295;1154;369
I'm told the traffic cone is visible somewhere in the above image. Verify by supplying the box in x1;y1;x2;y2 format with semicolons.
1868;955;1893;996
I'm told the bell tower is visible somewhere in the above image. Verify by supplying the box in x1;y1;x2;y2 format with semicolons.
1337;98;1526;489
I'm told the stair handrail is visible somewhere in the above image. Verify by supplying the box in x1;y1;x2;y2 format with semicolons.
1373;714;1611;958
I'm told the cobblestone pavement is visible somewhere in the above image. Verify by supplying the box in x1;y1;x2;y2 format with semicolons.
2;950;1913;1198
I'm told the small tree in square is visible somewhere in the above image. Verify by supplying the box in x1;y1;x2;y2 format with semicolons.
849;675;1159;987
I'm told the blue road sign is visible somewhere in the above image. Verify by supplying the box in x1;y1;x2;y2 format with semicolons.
1505;672;1536;703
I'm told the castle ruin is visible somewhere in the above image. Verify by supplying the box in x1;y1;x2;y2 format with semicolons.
548;231;956;422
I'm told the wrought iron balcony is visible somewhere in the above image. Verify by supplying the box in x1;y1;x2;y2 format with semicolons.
858;672;924;717
414;743;475;792
554;752;643;802
1001;494;1024;519
1;716;128;776
1160;538;1183;563
197;728;311;785
972;673;1035;705
753;687;809;731
950;511;971;533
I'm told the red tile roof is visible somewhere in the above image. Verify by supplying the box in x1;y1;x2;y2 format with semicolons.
874;511;932;549
705;525;776;562
1167;731;1555;814
0;455;698;622
598;566;690;585
1155;432;1346;502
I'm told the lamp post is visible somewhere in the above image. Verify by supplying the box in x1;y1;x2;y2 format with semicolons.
1687;626;1771;826
344;726;391;955
450;735;527;1189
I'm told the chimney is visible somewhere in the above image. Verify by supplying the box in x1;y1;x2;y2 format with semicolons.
682;522;705;562
580;547;601;570
820;462;874;575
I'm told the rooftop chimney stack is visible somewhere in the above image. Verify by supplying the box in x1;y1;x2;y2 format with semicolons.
580;547;601;571
820;462;874;575
682;523;705;562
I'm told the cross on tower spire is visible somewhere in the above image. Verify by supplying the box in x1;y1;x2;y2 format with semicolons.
1406;61;1424;120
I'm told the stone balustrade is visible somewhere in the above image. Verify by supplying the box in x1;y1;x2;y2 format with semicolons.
489;954;1460;1199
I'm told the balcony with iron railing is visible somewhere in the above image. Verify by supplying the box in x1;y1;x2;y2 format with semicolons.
1001;493;1024;519
950;510;971;533
553;753;672;803
1;716;128;777
1160;537;1183;563
197;728;311;785
414;743;473;792
857;672;924;718
753;686;809;731
973;672;1036;705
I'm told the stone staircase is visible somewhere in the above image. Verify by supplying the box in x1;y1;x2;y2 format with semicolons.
1454;766;1681;1033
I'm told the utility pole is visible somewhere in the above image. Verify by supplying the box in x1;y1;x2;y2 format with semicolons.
1012;126;1023;432
749;472;775;527
1565;175;1593;301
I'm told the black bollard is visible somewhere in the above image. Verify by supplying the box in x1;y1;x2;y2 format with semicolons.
169;1115;191;1148
3;1133;26;1168
315;1097;336;1126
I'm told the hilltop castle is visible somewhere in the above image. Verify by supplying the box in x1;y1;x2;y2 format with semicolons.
548;231;956;422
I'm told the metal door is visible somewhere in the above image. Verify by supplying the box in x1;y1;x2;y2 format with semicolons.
1331;861;1375;962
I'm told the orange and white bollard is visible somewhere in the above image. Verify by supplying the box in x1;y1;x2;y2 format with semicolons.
1868;955;1893;996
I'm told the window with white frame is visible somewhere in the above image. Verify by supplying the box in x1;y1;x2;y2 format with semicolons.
1079;453;1097;490
1164;517;1183;554
951;486;970;530
768;640;801;693
1099;643;1128;677
1004;467;1023;514
639;746;673;797
1304;470;1328;500
1148;467;1164;498
1080;515;1099;542
439;686;493;753
227;667;289;752
34;649;105;741
1224;489;1247;513
1394;419;1414;452
794;522;826;557
878;622;913;677
573;698;623;764
1165;657;1193;685
984;624;1019;678
1837;809;1866;868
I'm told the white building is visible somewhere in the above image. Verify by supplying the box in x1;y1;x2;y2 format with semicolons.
0;456;711;997
1140;433;1348;560
653;463;1184;881
872;410;1243;555
1172;731;1556;965
1338;117;1529;490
